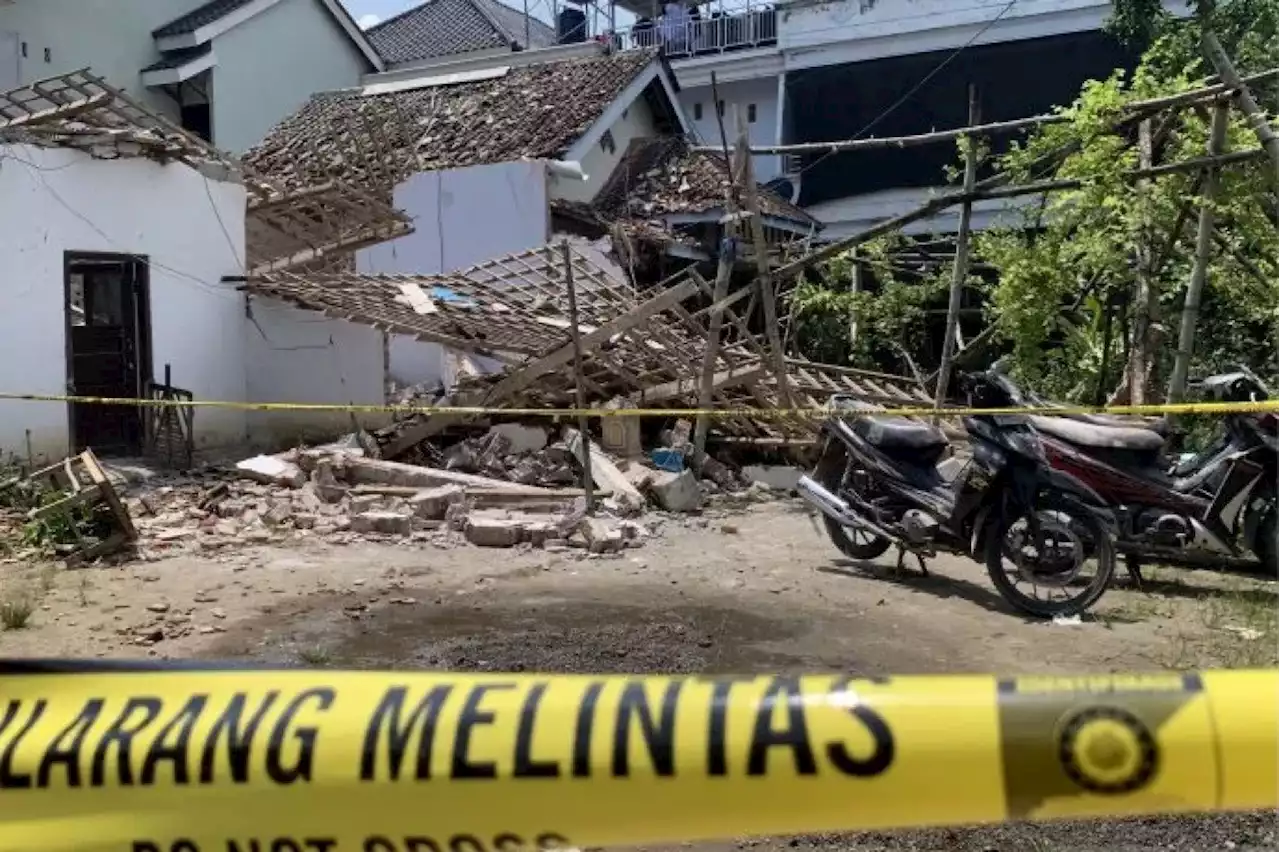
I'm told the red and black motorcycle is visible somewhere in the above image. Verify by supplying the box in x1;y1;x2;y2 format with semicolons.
1002;367;1278;579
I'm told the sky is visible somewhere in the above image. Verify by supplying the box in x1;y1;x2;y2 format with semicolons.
340;0;562;29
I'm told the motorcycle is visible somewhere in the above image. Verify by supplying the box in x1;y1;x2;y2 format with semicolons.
796;368;1119;619
1005;367;1278;578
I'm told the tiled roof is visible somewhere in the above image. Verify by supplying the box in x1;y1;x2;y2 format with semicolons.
140;44;212;73
244;49;661;192
153;0;257;37
367;0;558;64
593;137;819;228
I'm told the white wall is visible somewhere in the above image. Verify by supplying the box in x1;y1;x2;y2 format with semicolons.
779;0;1186;68
552;96;661;204
0;144;247;463
357;161;551;390
243;299;389;447
805;186;1032;240
0;0;199;122
209;0;369;152
680;76;781;182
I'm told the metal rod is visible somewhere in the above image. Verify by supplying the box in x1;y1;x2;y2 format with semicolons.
561;240;594;512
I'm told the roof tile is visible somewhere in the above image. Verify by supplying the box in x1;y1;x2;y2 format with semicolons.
244;49;660;191
367;0;557;64
153;0;257;38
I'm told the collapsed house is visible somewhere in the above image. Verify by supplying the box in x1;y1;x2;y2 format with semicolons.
0;69;408;463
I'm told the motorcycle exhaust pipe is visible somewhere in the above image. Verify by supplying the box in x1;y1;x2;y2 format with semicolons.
796;474;902;545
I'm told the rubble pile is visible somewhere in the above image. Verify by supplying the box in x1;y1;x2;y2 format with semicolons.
122;420;790;558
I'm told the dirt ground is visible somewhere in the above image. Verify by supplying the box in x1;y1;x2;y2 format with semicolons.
1;499;1277;850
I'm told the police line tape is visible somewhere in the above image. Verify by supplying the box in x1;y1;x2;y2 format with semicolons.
0;662;1275;852
0;391;1275;420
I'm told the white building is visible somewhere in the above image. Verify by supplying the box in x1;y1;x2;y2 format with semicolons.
596;0;1187;238
0;0;383;153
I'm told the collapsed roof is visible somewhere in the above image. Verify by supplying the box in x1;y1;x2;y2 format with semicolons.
242;48;677;193
0;69;412;276
367;0;559;65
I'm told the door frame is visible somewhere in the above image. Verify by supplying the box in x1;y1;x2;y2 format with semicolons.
63;251;154;455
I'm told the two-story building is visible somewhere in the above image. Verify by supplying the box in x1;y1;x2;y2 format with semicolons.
0;0;384;152
594;0;1186;238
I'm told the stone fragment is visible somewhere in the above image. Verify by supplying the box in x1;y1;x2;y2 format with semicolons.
649;469;703;512
350;511;412;535
408;485;465;520
488;423;548;454
235;455;305;489
465;517;523;548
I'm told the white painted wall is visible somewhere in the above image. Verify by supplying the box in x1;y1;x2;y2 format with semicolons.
243;299;389;447
0;29;19;90
209;0;369;152
0;0;199;122
805;186;1032;240
779;0;1186;69
680;75;782;182
358;161;551;390
0;144;247;463
552;97;661;204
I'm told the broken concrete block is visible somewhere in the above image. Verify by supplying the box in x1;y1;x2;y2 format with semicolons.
563;428;644;514
693;453;736;488
488;423;548;455
579;518;625;554
650;469;703;512
408;485;464;520
293;514;317;530
310;461;347;503
742;465;801;492
350;494;381;514
263;502;293;526
465;517;523;548
235;455;305;489
620;461;658;492
350;511;412;535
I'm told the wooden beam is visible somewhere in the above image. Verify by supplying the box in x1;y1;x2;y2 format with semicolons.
379;276;700;457
644;365;766;405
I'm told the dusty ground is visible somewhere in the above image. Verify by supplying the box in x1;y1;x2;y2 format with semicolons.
1;499;1276;850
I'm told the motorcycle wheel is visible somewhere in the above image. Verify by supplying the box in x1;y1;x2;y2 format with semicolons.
815;449;892;562
984;493;1115;618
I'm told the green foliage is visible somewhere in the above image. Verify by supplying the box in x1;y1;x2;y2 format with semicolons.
973;3;1278;401
788;234;951;370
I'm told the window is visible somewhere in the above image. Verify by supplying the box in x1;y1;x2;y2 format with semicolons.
600;129;616;155
20;42;27;58
43;47;50;63
748;103;757;123
693;102;702;121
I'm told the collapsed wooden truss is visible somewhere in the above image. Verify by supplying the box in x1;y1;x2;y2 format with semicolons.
246;242;940;455
0;69;413;276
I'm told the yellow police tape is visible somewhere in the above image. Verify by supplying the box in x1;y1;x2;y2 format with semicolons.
0;664;1275;852
0;390;1275;420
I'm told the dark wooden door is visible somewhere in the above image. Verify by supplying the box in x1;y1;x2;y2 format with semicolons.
66;253;150;457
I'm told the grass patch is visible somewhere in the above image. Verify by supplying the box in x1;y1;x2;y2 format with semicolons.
1163;581;1279;669
297;646;332;667
0;590;35;630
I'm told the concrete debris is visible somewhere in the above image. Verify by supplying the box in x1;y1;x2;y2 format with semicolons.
234;455;306;489
488;423;549;455
351;511;413;535
408;485;465;519
649;469;704;513
742;465;802;492
465;516;524;548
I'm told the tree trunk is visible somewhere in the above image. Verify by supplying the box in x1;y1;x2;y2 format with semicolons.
1110;119;1161;406
1167;101;1230;403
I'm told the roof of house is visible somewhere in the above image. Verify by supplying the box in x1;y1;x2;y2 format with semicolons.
152;0;384;71
593;136;819;229
367;0;559;64
140;44;212;73
153;0;257;37
244;48;668;191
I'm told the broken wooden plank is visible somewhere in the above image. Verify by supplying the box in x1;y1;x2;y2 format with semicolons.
642;365;766;405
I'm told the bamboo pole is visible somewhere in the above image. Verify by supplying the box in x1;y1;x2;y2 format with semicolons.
736;107;792;406
560;240;594;513
934;84;980;416
1167;102;1231;403
1123;119;1159;407
1203;33;1279;185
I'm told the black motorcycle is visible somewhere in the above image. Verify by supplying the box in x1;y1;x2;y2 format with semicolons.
797;369;1119;618
1008;367;1278;577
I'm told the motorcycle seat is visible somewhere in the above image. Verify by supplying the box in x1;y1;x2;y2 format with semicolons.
853;416;949;450
1068;413;1170;435
1030;415;1165;451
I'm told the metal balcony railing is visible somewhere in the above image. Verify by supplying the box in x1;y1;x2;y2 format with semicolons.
611;7;779;57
